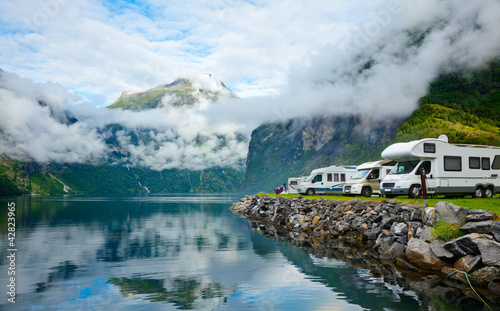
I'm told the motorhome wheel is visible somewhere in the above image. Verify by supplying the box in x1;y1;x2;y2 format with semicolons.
483;187;494;199
409;185;421;199
473;187;483;198
306;188;315;196
361;187;372;197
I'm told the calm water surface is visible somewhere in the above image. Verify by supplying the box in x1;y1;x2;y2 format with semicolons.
0;193;474;310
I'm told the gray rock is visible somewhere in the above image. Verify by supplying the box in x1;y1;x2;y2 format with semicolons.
459;220;493;234
453;255;482;273
465;213;495;222
434;202;467;225
396;236;408;245
492;221;500;242
406;238;445;271
443;233;491;257
418;226;433;242
477;238;500;266
380;214;397;230
430;240;455;260
467;209;496;215
363;226;382;241
423;207;435;226
416;227;423;238
374;230;395;251
410;208;423;221
390;222;408;236
379;242;405;260
396;258;422;273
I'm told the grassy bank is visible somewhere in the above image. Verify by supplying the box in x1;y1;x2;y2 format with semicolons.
261;192;500;215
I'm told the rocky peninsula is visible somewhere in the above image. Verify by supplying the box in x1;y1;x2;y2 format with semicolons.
232;195;500;307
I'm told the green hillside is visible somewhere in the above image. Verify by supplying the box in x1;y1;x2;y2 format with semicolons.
395;60;500;145
0;156;245;196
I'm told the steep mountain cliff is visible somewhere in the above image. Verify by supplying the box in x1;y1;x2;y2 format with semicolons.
244;116;403;191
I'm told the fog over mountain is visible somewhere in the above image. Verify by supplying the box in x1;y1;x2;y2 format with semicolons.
205;0;500;129
1;0;499;170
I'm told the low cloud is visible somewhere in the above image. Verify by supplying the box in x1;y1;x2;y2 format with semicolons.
203;0;500;129
0;70;247;170
0;70;108;163
1;0;499;170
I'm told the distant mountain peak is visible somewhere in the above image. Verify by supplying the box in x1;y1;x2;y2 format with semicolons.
108;74;237;111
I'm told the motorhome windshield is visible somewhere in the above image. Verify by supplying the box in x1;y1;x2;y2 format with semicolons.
390;160;420;175
306;173;316;182
352;169;370;179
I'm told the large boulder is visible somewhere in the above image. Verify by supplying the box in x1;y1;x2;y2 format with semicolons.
379;242;405;260
430;240;455;261
443;233;490;257
453;255;482;273
434;202;467;225
459;221;494;234
470;266;500;286
406;238;446;271
492;221;500;242
390;222;408;236
465;210;495;222
477;238;500;267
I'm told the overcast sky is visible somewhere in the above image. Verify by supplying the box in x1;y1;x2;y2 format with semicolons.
1;0;500;168
0;0;396;104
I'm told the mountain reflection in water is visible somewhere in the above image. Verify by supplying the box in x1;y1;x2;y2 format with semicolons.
0;194;483;310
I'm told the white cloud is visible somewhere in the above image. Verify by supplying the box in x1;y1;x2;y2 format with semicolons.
1;0;499;170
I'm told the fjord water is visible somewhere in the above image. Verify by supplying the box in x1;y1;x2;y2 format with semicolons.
0;194;450;310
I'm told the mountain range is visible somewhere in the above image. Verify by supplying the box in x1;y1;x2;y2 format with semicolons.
0;60;499;195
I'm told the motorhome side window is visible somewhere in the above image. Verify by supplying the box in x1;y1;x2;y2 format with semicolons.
327;173;332;182
444;156;462;171
423;143;436;153
370;169;380;179
493;155;500;169
469;157;481;169
482;157;491;170
334;174;339;182
290;180;298;185
415;161;431;175
341;174;346;182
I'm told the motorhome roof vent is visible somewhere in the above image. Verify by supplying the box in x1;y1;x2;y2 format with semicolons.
438;134;449;143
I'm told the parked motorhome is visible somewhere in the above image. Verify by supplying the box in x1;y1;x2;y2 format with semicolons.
287;176;307;194
297;165;357;196
343;160;397;197
380;135;500;198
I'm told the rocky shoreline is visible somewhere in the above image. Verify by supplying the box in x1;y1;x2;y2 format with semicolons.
231;195;500;306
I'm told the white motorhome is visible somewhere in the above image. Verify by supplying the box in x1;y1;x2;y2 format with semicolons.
343;160;397;197
287;176;307;194
297;165;357;196
380;135;500;198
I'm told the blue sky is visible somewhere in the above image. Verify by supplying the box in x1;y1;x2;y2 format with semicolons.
0;0;361;105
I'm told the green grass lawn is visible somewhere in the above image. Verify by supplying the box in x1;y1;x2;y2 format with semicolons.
261;192;500;216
